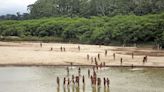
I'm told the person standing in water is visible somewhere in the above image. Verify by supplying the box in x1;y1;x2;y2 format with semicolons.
103;78;106;87
63;77;66;86
82;75;85;85
57;77;60;86
75;76;80;86
72;75;75;84
97;78;101;86
88;69;90;77
97;78;101;92
66;67;69;76
106;78;110;87
78;67;81;76
67;78;70;86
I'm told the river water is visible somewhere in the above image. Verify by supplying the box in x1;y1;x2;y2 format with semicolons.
0;66;163;92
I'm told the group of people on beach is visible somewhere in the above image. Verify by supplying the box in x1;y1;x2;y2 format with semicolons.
40;42;149;67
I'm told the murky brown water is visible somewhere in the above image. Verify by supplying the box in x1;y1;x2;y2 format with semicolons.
0;67;164;92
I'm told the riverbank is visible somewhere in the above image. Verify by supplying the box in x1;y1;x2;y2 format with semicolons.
0;41;164;68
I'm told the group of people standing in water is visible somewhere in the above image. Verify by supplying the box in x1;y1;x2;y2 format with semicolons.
56;66;110;92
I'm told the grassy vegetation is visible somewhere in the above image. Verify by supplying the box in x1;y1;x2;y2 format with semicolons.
0;13;164;46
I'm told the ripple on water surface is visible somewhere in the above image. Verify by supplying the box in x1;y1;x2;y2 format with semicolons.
0;67;164;92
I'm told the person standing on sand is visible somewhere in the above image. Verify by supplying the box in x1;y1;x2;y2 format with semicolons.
40;42;42;47
87;54;90;61
132;53;134;59
98;53;100;60
78;45;80;51
145;55;148;62
63;47;66;52
143;57;145;64
91;57;93;64
143;56;148;64
50;47;53;51
113;53;116;60
105;50;107;56
94;57;98;70
103;62;106;67
95;57;97;64
100;63;103;69
120;58;123;65
60;46;63;52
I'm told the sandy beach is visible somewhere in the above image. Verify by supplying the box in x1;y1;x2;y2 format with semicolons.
0;41;164;67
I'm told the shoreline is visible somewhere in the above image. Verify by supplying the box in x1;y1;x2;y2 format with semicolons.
0;64;164;68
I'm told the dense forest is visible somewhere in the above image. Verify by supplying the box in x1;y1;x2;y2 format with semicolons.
0;0;164;47
0;13;164;46
27;0;164;18
1;0;164;19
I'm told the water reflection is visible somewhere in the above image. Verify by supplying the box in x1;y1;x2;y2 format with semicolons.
63;86;66;92
82;84;85;92
0;67;164;92
107;87;110;92
76;86;80;92
67;85;70;92
97;86;101;92
92;85;96;92
56;84;111;92
57;86;60;92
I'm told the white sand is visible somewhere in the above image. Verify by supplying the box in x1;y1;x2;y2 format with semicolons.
0;41;164;67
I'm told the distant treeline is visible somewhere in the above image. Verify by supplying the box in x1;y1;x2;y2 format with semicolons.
0;13;164;46
0;13;30;20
